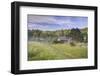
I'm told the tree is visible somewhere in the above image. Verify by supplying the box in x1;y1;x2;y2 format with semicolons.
28;30;33;38
69;28;83;42
82;32;88;43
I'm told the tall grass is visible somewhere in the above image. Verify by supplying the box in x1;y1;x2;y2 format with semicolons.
28;42;87;61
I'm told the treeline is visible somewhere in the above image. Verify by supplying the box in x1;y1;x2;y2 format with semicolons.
28;28;88;43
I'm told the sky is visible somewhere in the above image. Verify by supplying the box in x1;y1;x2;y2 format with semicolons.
28;15;88;31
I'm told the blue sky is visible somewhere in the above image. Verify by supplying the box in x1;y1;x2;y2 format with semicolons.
28;15;88;31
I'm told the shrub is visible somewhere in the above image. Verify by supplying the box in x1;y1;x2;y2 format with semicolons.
53;40;64;44
70;42;76;46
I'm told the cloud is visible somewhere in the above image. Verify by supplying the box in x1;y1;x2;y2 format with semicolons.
28;15;56;23
28;15;88;31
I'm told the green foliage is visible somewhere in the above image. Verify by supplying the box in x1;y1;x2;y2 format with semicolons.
53;40;64;44
28;30;33;38
28;28;88;43
69;28;83;42
70;42;76;46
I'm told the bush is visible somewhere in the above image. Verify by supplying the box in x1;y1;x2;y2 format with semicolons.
70;42;76;46
53;40;64;44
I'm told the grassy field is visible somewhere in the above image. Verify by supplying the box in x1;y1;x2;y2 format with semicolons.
28;42;88;61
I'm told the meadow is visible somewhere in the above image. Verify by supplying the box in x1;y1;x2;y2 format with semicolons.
28;41;87;61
